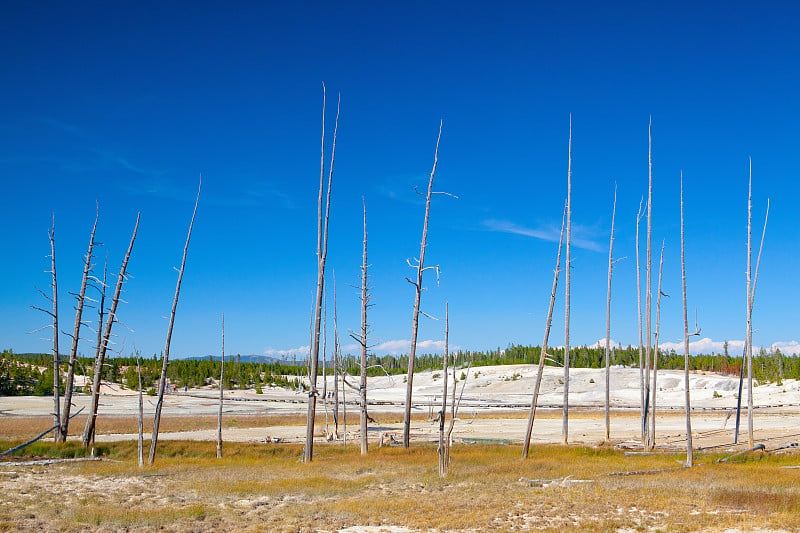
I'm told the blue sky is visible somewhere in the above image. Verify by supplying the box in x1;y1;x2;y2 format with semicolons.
2;1;799;359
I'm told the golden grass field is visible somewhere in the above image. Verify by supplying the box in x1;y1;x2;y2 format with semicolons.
2;431;800;532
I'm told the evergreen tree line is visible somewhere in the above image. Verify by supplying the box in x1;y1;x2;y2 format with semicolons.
2;344;797;396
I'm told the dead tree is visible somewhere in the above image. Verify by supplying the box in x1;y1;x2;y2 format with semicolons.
359;198;370;454
562;115;573;445
137;349;144;467
88;253;108;446
217;313;225;459
681;172;698;467
522;201;566;458
49;217;60;442
60;207;98;442
604;184;617;442
648;239;665;450
635;197;645;444
643;118;654;445
332;271;340;439
438;302;450;476
82;213;140;446
748;197;768;446
403;120;450;448
148;181;200;464
304;87;338;463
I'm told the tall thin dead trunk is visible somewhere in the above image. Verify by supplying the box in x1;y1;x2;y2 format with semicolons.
88;254;108;444
748;196;768;447
60;207;98;442
49;216;60;442
604;184;617;442
438;302;449;477
635;198;645;443
681;172;693;467
217;313;225;459
149;181;200;465
332;272;340;439
562;114;573;445
359;197;369;455
643;118;653;445
82;213;139;446
137;350;144;467
304;88;338;463
322;291;329;435
648;239;665;450
522;201;566;458
403;120;444;448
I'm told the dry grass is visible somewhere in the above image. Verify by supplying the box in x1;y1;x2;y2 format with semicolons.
1;439;800;532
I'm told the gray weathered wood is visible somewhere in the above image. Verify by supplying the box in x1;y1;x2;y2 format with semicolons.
217;314;224;459
562;115;572;444
604;184;617;441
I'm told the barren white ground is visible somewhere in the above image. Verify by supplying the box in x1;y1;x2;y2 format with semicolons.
3;365;800;450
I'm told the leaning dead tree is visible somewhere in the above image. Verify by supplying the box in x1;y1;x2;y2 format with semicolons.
217;313;225;459
604;184;617;442
304;87;338;463
86;253;108;446
522;201;566;459
60;207;98;442
82;213;140;446
149;181;200;464
562;114;573;445
403;120;454;448
643;118;654;445
358;198;370;454
648;240;666;450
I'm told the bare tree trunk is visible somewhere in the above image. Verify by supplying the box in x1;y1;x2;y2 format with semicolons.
403;120;444;448
748;197;768;447
305;88;339;463
643;118;653;446
49;217;60;442
522;201;566;458
217;313;225;459
359;198;369;455
149;181;200;465
137;350;143;467
648;239;665;450
322;292;329;435
82;213;139;446
562;115;572;445
681;173;693;467
438;302;449;477
332;272;340;439
60;207;98;442
635;198;645;444
88;254;107;443
604;184;617;442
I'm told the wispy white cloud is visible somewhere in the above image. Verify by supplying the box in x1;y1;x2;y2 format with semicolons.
656;337;744;355
263;345;309;358
770;340;800;355
370;339;452;355
483;219;603;252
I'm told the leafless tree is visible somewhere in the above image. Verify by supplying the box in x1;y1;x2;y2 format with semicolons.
648;239;665;450
403;120;452;448
359;198;370;454
643;118;654;445
217;313;225;459
635;198;645;444
304;87;339;463
82;213;139;447
438;302;450;476
332;272;340;440
681;172;700;467
562;115;573;445
60;207;98;442
137;348;144;467
604;184;617;442
148;181;200;464
522;201;566;458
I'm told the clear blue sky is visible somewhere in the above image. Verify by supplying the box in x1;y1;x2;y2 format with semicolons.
2;1;799;359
